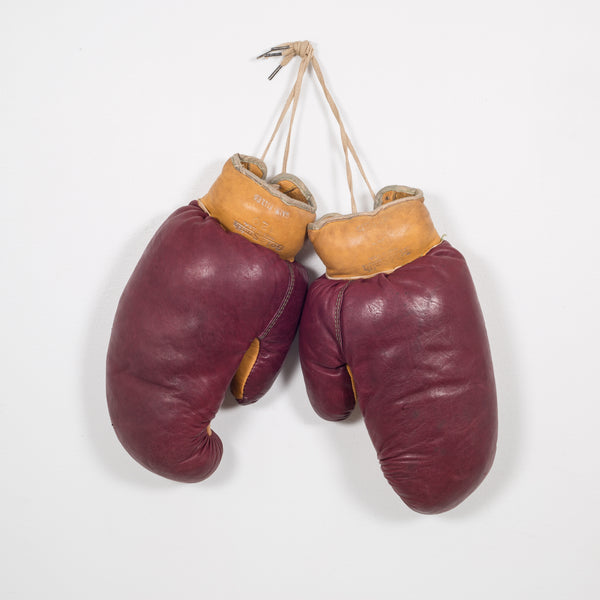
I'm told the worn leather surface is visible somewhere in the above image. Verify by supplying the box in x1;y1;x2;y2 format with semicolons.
200;155;316;260
107;198;308;483
308;190;441;280
299;241;497;513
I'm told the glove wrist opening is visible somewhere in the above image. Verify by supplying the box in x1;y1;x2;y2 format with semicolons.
308;187;441;279
198;154;316;261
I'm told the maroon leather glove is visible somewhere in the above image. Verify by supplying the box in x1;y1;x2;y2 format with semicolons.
107;154;316;482
299;186;497;513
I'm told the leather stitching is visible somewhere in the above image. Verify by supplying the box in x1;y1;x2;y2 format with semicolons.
334;281;350;350
259;263;295;340
240;264;295;401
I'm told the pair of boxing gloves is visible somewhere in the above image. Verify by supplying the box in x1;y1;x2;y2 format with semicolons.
106;153;497;514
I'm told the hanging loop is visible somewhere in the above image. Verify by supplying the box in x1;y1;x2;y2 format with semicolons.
259;42;314;172
257;41;375;213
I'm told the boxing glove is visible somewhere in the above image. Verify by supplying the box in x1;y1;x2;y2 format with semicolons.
107;154;316;482
299;185;497;513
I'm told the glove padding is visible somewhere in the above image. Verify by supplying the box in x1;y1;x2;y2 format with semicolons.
107;154;315;482
299;186;497;513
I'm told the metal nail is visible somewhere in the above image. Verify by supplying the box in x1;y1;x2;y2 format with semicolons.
257;45;290;59
268;65;283;80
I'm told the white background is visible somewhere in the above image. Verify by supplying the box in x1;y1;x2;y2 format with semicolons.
2;1;599;598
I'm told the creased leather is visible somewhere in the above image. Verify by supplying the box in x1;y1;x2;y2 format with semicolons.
299;241;497;513
107;162;309;483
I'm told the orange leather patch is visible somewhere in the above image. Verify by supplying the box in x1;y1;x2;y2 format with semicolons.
199;155;316;261
309;189;441;279
231;338;260;400
346;365;357;404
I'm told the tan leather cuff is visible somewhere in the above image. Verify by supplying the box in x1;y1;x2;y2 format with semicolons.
308;186;441;279
198;154;316;261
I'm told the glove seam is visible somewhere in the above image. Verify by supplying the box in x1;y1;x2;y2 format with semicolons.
258;262;295;340
239;264;295;401
334;281;351;351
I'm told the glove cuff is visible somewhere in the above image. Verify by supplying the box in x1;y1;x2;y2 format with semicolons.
308;186;441;279
198;154;316;261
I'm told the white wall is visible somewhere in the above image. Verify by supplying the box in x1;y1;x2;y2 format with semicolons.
2;1;599;598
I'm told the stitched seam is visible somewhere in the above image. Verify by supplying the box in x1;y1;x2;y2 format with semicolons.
258;263;295;340
334;281;350;350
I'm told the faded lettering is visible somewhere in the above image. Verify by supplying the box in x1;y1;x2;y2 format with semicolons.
253;194;290;219
233;220;283;251
362;248;411;273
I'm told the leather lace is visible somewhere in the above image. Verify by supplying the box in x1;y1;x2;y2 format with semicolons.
259;41;375;214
